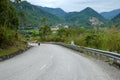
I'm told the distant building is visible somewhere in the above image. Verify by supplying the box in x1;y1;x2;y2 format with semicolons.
51;27;59;31
89;17;103;26
64;25;69;28
51;27;59;33
51;24;69;33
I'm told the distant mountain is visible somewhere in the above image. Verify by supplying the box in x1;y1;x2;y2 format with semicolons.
13;1;63;27
65;7;107;26
38;6;67;18
101;9;120;20
12;1;109;27
112;13;120;26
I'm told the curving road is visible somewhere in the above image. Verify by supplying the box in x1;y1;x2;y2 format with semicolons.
0;44;113;80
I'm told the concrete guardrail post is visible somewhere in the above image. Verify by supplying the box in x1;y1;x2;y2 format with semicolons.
105;56;110;62
99;53;103;60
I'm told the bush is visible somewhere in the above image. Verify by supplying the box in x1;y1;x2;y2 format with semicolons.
0;25;17;48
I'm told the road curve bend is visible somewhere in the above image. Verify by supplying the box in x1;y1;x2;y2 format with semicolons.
0;44;115;80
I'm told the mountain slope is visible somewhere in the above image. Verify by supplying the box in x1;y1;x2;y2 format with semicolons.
65;7;107;26
13;1;63;27
112;13;120;26
101;9;120;20
38;7;67;18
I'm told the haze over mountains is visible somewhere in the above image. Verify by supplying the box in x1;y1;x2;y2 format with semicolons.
101;9;120;20
112;13;120;26
13;1;120;27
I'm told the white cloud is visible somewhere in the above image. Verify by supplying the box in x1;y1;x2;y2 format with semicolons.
25;0;120;12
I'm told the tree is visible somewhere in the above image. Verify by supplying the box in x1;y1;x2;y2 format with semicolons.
0;0;19;48
57;28;67;37
0;0;18;30
39;17;51;40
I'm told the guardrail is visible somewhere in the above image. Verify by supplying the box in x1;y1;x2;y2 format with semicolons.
55;42;120;67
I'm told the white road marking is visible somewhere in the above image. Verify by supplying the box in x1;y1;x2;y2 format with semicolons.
40;65;47;71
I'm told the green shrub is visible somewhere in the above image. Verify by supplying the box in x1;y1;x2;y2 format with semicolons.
0;25;17;48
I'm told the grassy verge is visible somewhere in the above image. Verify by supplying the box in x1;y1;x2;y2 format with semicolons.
0;42;26;57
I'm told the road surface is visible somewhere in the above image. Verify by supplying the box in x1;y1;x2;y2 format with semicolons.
0;44;113;80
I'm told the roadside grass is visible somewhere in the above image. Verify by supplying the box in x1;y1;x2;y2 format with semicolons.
0;43;26;57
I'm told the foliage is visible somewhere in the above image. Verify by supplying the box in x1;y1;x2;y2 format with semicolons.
39;17;51;40
0;0;21;49
0;25;17;48
0;0;18;30
0;41;26;57
35;26;120;53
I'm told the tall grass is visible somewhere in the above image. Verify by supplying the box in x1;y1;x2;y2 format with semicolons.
37;27;120;53
0;25;27;56
0;25;18;48
75;27;120;53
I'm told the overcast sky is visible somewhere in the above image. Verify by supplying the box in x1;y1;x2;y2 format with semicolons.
24;0;120;13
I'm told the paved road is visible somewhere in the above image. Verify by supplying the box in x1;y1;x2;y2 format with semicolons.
0;44;112;80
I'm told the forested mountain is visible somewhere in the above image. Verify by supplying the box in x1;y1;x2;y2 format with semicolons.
38;7;67;18
112;13;120;26
65;7;107;26
13;1;64;27
12;1;109;27
101;9;120;20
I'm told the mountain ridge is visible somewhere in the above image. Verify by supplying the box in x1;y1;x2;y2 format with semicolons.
13;1;109;27
112;13;120;26
65;7;107;26
101;8;120;20
38;6;67;18
13;1;64;27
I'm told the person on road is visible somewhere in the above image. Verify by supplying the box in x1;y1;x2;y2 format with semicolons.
38;42;40;46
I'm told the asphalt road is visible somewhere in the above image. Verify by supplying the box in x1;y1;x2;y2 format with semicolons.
0;44;113;80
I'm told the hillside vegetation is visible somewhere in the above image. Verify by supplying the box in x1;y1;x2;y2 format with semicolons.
13;1;64;27
0;0;26;56
39;7;67;18
12;1;110;27
35;27;120;53
112;13;120;27
65;7;107;26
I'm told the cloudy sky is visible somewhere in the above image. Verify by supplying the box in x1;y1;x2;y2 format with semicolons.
24;0;120;12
